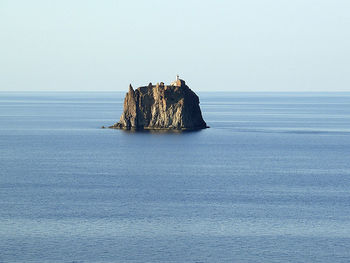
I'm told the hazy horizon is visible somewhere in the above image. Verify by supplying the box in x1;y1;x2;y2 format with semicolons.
1;0;349;92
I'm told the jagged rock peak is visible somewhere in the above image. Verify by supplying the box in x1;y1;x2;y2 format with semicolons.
110;77;208;131
128;84;134;93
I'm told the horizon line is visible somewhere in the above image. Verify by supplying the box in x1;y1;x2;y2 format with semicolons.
1;90;350;93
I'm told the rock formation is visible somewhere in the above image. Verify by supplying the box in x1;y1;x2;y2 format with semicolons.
110;78;208;130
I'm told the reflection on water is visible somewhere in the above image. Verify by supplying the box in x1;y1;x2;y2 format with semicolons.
116;128;204;135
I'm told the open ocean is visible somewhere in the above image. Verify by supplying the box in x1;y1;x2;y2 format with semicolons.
1;92;350;263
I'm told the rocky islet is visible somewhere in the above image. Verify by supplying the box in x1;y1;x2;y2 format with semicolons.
110;77;208;130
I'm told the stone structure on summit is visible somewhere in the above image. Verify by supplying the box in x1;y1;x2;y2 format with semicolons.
109;76;208;130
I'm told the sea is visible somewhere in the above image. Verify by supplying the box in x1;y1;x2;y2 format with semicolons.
1;92;350;263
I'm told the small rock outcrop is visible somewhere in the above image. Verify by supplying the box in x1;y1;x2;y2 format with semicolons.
110;77;208;130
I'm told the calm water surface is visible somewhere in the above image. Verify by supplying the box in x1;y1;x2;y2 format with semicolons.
1;92;350;263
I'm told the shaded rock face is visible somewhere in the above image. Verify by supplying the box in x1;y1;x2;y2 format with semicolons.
110;80;207;130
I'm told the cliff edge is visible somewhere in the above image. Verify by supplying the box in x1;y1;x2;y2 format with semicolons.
109;78;208;130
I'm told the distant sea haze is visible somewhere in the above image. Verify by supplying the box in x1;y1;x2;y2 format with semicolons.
1;92;350;262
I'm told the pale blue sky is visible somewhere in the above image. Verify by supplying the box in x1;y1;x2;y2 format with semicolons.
1;0;349;91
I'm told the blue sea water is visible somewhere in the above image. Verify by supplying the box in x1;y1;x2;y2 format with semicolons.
1;92;350;263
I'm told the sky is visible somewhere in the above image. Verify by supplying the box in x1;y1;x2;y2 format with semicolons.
0;0;349;92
